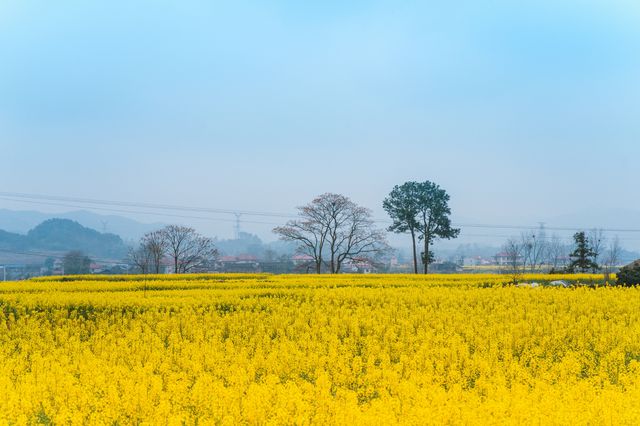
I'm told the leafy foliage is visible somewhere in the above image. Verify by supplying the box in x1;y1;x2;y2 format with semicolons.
568;231;599;273
62;250;91;275
384;181;459;274
617;260;640;287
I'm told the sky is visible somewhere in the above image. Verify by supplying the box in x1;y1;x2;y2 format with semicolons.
1;0;640;245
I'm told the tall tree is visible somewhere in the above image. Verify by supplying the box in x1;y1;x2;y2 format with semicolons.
383;182;420;274
413;181;460;274
568;231;599;273
274;193;388;274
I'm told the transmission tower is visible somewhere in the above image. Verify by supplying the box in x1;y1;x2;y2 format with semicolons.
234;213;242;239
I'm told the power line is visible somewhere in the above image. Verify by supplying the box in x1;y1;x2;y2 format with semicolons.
0;197;283;226
0;191;296;218
2;191;640;235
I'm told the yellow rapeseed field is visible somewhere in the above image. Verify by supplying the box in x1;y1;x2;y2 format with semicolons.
1;273;638;425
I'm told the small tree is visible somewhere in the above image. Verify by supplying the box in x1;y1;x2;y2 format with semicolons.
63;250;91;275
568;231;599;273
141;230;167;274
501;238;523;284
603;236;622;283
128;245;152;274
588;228;605;273
521;230;546;272
617;260;640;287
546;234;567;271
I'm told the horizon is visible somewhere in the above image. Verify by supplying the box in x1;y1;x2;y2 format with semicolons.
2;200;640;255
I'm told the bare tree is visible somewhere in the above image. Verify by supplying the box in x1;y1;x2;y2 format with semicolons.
162;225;218;273
274;211;329;274
141;230;167;274
128;245;152;274
521;230;546;272
274;193;389;274
603;236;622;282
589;228;606;272
502;238;523;284
329;202;389;274
546;234;567;271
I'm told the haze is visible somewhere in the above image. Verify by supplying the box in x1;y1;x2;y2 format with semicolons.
1;0;640;245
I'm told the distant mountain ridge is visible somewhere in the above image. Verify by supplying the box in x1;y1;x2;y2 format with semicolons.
0;209;164;241
0;218;128;260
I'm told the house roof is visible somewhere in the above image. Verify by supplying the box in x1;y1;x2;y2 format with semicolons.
292;254;314;261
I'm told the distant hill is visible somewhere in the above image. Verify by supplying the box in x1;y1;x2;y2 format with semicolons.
0;209;164;241
0;219;128;261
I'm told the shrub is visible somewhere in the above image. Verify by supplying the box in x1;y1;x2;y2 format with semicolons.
617;260;640;287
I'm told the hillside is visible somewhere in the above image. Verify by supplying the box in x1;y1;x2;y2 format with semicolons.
0;209;164;241
0;219;128;261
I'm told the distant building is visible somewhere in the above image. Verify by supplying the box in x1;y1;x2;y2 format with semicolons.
341;258;376;274
52;259;64;275
291;254;316;273
90;263;106;274
494;252;522;266
291;254;314;265
219;254;260;273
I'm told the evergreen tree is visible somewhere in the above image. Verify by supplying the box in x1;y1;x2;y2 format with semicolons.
568;231;599;273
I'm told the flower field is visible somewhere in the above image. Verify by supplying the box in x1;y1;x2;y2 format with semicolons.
1;273;639;424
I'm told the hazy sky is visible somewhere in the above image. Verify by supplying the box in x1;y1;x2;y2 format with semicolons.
1;0;640;242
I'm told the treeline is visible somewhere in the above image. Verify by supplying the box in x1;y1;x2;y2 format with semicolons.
273;181;459;274
127;180;461;275
500;229;621;275
127;180;474;275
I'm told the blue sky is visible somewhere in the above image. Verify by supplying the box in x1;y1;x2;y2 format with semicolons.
1;0;639;242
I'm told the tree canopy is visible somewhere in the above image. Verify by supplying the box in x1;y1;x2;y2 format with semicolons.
384;181;459;274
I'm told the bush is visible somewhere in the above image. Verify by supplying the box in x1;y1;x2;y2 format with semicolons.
617;260;640;287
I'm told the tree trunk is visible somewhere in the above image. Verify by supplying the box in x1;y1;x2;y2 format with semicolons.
423;237;429;274
410;229;418;274
174;256;179;274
